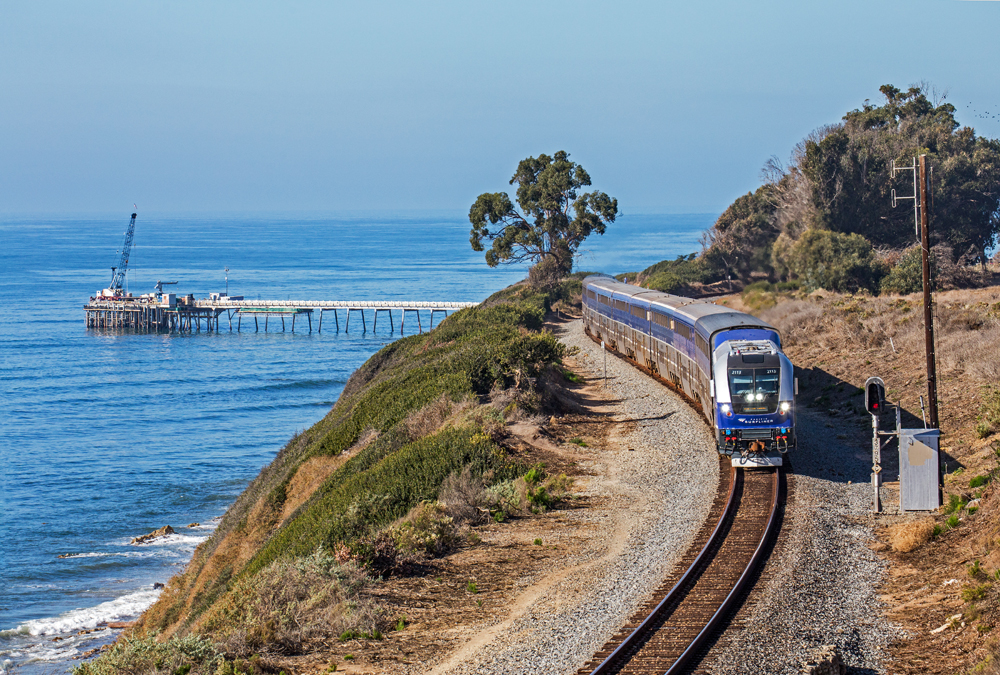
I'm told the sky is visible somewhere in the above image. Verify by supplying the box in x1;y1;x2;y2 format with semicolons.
2;0;999;217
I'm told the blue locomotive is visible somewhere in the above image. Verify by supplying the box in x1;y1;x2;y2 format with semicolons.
581;274;796;467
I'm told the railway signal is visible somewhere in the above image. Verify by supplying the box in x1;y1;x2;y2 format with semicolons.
865;378;886;416
866;377;887;512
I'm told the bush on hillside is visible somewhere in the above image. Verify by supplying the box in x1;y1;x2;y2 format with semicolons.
617;255;712;294
879;246;924;294
198;548;385;656
774;229;886;293
879;244;985;295
439;466;491;525
392;501;459;556
73;634;222;675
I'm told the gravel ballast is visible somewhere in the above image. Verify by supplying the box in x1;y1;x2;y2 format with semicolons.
440;318;904;674
708;407;906;674
436;319;720;675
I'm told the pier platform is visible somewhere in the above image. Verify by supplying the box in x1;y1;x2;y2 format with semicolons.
84;298;477;334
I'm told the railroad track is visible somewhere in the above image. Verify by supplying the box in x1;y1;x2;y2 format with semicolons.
577;459;782;675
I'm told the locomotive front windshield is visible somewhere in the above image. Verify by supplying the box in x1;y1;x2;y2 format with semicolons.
728;367;780;413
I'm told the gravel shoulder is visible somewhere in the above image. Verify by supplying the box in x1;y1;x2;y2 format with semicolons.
433;318;721;675
707;407;907;674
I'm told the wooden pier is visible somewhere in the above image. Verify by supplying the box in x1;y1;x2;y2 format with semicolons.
84;298;477;334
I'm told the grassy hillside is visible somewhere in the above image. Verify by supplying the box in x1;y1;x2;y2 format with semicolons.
79;280;583;674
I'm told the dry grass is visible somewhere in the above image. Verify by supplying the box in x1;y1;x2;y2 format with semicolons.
280;454;351;524
888;519;936;553
403;395;472;440
439;466;491;526
201;548;386;656
753;288;1000;384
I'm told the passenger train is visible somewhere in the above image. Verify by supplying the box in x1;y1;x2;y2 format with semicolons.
581;274;796;467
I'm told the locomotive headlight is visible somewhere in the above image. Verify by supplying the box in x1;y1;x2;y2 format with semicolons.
779;401;791;412
721;403;731;413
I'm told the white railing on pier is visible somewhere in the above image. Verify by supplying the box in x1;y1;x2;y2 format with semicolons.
195;300;478;310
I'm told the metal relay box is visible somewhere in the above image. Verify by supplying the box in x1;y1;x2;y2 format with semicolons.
899;428;941;512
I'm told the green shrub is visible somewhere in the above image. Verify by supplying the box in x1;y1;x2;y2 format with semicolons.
523;464;545;486
947;515;961;529
486;479;520;519
561;368;583;384
970;475;992;489
466;581;478;594
73;634;222;675
744;280;774;294
620;255;711;294
393;501;458;557
963;583;991;603
945;494;967;514
777;229;885;293
880;246;924;295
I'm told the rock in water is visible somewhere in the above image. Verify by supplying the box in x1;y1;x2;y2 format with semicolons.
130;525;175;545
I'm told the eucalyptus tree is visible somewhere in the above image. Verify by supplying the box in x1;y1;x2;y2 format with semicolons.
469;151;619;285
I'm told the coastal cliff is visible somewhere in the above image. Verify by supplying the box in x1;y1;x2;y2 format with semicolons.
79;280;581;673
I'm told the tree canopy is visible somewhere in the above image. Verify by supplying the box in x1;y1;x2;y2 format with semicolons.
697;83;1000;291
469;151;619;284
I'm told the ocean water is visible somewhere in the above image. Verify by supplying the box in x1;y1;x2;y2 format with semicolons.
0;211;713;673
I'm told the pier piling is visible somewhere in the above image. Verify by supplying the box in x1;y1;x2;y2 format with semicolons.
84;299;471;336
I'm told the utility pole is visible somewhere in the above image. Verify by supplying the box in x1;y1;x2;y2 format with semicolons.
918;155;939;429
891;156;939;429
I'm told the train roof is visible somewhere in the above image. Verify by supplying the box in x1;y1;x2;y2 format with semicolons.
582;274;779;338
584;274;696;309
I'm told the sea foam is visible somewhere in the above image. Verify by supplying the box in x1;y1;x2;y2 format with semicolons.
7;587;161;637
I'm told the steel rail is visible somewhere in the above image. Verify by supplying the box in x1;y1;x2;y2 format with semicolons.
588;466;740;675
585;466;780;675
663;467;781;674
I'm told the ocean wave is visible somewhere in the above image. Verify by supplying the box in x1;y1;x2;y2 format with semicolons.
0;627;30;640
127;533;208;550
5;587;161;637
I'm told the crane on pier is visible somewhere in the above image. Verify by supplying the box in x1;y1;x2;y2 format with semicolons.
102;210;137;297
